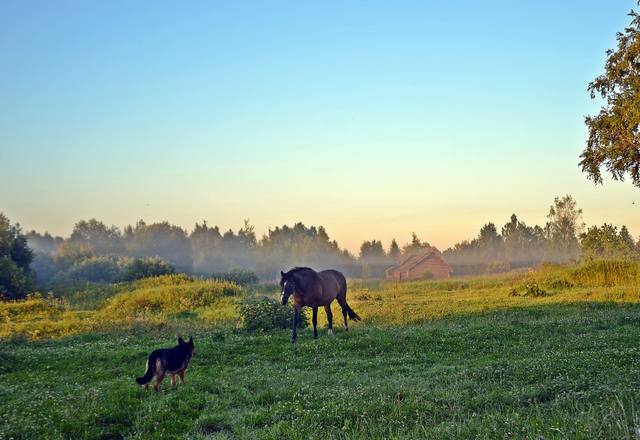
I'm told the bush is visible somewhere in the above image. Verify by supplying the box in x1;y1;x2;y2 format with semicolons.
62;257;121;283
509;282;549;297
120;257;175;281
211;269;259;286
238;297;308;332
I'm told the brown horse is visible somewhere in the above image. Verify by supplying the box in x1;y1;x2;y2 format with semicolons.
280;267;361;343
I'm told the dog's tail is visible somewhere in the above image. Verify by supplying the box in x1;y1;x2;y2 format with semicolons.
136;354;157;385
345;303;361;321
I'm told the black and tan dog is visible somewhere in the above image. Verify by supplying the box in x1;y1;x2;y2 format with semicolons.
136;336;195;391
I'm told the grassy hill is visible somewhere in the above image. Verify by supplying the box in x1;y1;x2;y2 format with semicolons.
1;262;640;439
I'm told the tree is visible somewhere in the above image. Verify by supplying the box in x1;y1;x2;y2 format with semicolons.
388;239;400;261
545;195;584;262
402;233;433;256
125;220;192;272
358;239;388;278
69;219;123;255
359;240;386;261
501;214;545;266
580;224;638;261
0;213;34;299
581;5;640;186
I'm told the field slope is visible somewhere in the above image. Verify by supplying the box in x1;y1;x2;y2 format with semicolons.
1;267;640;439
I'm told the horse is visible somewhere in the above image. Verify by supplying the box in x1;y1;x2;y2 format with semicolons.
279;267;361;343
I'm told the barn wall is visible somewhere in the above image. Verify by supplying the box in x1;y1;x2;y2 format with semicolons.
408;258;451;280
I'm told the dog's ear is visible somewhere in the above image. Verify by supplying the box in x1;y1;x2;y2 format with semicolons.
280;270;285;278
188;336;194;346
178;336;185;344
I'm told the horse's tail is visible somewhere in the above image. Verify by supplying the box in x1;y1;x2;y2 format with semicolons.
332;269;361;321
345;303;361;321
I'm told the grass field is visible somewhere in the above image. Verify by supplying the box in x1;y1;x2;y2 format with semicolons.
2;263;640;439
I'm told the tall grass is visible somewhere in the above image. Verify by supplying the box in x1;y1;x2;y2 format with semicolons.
2;263;640;340
570;260;640;287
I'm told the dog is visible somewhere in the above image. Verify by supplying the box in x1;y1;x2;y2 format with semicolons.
136;336;195;391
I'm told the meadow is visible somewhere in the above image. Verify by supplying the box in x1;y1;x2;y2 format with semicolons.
1;262;640;439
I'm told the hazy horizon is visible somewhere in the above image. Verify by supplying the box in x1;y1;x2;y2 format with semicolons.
2;0;639;253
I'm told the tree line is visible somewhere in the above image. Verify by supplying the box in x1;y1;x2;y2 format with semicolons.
1;194;639;299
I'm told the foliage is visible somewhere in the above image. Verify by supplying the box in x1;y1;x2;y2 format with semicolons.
211;269;259;286
0;213;33;299
125;220;192;272
510;282;549;297
580;224;639;261
120;257;175;281
445;195;585;275
581;5;640;186
255;222;357;278
238;297;308;331
52;256;175;284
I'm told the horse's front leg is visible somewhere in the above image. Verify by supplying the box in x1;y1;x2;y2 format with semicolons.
312;307;318;339
291;306;300;343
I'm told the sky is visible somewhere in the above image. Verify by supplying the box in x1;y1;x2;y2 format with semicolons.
1;0;639;253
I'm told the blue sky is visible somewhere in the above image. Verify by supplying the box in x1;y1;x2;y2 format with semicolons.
1;0;638;251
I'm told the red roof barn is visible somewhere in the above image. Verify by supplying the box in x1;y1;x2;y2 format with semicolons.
385;251;453;281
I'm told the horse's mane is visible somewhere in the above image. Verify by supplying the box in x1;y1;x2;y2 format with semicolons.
289;266;314;274
284;267;319;294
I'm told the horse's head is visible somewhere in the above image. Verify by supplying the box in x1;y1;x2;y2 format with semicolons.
279;270;295;305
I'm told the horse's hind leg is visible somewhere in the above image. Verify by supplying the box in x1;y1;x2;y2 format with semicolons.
324;304;333;335
337;296;349;331
312;307;318;339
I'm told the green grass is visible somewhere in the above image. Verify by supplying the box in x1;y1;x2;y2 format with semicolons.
2;303;640;439
2;264;640;439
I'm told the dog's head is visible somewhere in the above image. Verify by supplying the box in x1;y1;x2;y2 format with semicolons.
178;336;195;355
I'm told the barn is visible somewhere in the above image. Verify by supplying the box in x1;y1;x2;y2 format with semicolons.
385;251;453;281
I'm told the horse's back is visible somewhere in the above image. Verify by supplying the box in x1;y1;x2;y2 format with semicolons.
319;269;347;297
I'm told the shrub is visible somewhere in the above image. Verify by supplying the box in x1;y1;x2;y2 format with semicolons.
509;282;549;297
211;269;259;286
62;256;121;283
238;297;308;331
120;257;175;281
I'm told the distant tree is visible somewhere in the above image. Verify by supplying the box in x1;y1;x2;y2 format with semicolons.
388;239;400;261
190;220;223;274
501;214;546;266
580;224;638;261
25;231;63;255
359;240;386;261
53;240;94;267
125;220;192;272
619;225;636;250
358;239;388;278
70;219;123;255
402;232;434;256
256;222;355;278
0;213;34;299
581;4;640;187
545;195;584;262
